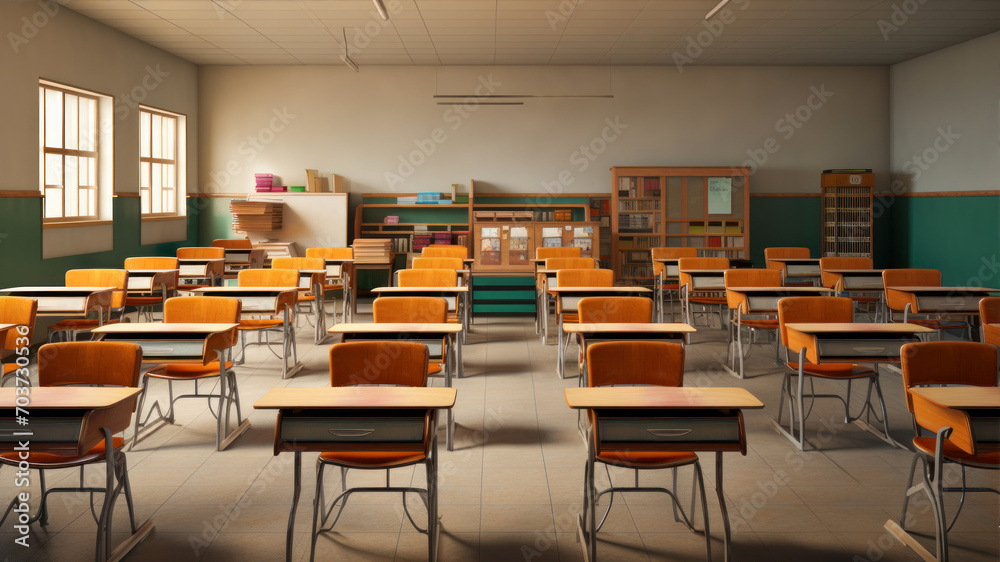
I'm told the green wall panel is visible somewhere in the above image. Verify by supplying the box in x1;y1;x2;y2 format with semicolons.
195;197;236;244
0;197;199;288
887;195;1000;286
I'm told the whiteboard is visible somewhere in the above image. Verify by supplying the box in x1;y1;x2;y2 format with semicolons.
246;193;348;254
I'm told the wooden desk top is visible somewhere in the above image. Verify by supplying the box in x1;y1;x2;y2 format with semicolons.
784;322;935;334
1;286;114;294
564;323;696;334
126;269;179;274
254;387;457;410
565;387;764;410
322;258;354;262
680;269;729;274
548;286;652;294
887;286;1000;294
373;286;468;293
192;286;298;294
93;322;238;334
824;269;884;274
0;387;140;409
727;286;831;293
178;258;224;263
768;258;819;263
908;387;1000;410
328;322;462;334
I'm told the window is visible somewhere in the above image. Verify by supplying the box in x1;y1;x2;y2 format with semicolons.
40;83;102;220
140;107;183;216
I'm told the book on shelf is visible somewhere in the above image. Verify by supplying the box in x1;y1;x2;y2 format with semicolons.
643;177;661;197
351;239;392;263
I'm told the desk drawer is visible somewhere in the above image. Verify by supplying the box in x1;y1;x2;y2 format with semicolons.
597;416;740;444
817;339;910;359
0;417;83;443
842;276;883;290
103;337;205;360
971;415;1000;444
280;416;425;443
916;295;980;313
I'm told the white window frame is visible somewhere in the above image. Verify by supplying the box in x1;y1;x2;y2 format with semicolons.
139;106;186;218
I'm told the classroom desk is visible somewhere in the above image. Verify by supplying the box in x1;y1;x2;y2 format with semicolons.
0;286;113;327
190;287;302;378
884;386;1000;562
768;257;822;284
547;287;652;378
723;286;834;379
253;386;457;562
0;386;154;561
296;269;329;343
651;259;682;323
985;323;1000;346
562;323;696;382
221;248;266;279
680;268;728;290
351;260;395;316
884;286;999;316
823;268;887;321
178;258;224;287
125;269;178;294
371;286;470;344
565;386;763;562
319;258;354;323
775;322;935;449
327;322;462;451
93;322;247;451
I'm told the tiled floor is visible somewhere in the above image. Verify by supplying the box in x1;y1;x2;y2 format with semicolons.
3;305;998;561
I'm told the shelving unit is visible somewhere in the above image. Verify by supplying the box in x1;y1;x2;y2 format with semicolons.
611;166;751;286
820;170;873;258
354;182;474;257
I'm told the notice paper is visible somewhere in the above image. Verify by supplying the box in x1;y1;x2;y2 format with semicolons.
708;177;732;215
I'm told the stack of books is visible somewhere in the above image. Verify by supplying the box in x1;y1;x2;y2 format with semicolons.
432;232;452;245
412;234;432;251
351;239;392;264
255;173;273;192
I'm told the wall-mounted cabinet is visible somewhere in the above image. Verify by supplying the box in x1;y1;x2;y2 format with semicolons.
611;166;751;286
474;221;600;272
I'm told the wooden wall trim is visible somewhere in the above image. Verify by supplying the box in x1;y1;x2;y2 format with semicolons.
890;190;1000;198
750;193;819;198
0;191;43;198
188;193;244;198
114;192;140;198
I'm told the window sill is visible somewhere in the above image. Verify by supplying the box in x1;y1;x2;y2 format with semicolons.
43;219;113;229
141;215;187;223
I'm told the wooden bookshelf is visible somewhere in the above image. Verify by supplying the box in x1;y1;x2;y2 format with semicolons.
611;166;751;286
821;170;873;258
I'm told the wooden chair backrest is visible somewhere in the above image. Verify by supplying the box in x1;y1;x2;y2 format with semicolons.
678;257;729;290
545;257;596;271
536;247;581;260
272;257;325;272
329;341;428;387
587;341;684;387
212;239;252;249
900;341;998;414
164;296;241;324
0;296;37;353
65;269;128;308
305;247;353;260
373;297;448;324
651;247;698;278
819;256;873;289
777;296;853;349
979;297;1000;325
765;247;810;274
177;247;225;259
421;246;467;259
411;257;464;271
578;297;651;323
238;268;298;287
37;341;142;387
124;257;179;270
397;269;458;287
724;268;782;310
883;268;942;312
556;269;614;288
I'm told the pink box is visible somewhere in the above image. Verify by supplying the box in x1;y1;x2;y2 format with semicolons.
384;216;400;224
271;186;287;192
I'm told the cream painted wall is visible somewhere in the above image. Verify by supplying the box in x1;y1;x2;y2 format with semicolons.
0;1;197;254
889;31;1000;192
199;65;889;196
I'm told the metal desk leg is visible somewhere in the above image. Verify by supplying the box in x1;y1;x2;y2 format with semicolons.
716;452;732;562
557;313;565;378
287;451;301;562
445;335;454;452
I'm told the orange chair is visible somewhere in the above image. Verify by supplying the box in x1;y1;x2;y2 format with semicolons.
980;297;1000;345
883;268;968;338
272;257;326;333
412;257;467;286
308;341;438;560
0;296;38;387
538;257;597;343
765;247;813;286
820;256;879;320
724;269;782;379
574;296;652;380
373;296;450;377
48;269;128;342
236;268;300;378
396;269;462;335
582;341;710;561
421;245;467;259
176;247;225;290
652;247;697;322
0;341;143;556
776;296;890;450
553;269;614;373
678;257;729;329
898;341;999;561
212;238;252;249
536;247;581;260
132;296;244;451
123;256;179;321
213;238;263;280
306;247;353;323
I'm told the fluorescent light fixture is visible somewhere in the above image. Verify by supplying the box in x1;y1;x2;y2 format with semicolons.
705;0;731;20
340;54;359;72
372;0;389;20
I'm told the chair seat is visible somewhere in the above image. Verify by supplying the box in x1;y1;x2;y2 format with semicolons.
0;436;124;468
178;283;210;291
146;361;234;380
913;437;1000;468
126;296;164;305
239;319;285;329
596;450;699;469
787;361;876;379
296;293;316;303
318;450;427;469
322;283;344;292
428;363;443;375
690;296;727;305
739;318;778;329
